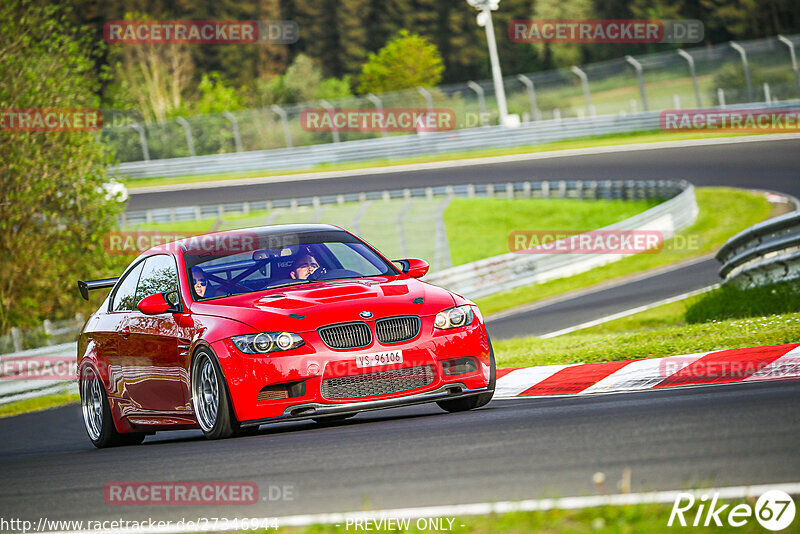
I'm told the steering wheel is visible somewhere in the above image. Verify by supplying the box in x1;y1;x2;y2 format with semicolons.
307;266;328;281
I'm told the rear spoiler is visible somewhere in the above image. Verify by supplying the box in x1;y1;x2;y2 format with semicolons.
77;278;118;300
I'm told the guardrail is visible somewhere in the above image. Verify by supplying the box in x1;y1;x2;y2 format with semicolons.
424;181;697;299
717;207;800;287
113;101;799;180
122;179;685;225
0;343;77;405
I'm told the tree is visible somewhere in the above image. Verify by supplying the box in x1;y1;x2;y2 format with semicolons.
358;30;444;94
530;0;596;68
103;12;194;123
0;1;124;332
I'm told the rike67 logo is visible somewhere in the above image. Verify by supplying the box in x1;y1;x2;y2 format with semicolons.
668;490;795;530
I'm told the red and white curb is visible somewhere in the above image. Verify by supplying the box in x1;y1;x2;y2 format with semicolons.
495;343;800;398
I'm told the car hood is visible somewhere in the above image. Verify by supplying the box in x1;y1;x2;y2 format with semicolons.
189;276;456;332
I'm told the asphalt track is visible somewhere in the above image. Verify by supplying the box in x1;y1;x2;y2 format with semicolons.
126;137;800;210
1;138;799;527
1;382;798;524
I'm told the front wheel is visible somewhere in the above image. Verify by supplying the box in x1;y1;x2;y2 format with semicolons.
191;349;241;439
80;365;145;448
437;336;496;413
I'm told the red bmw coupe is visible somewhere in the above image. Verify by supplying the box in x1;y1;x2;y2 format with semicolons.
77;225;495;447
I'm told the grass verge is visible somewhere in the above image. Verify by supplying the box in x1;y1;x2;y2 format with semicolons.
477;188;772;316
0;391;79;419
445;197;656;265
686;281;800;323
120;130;766;189
493;278;800;369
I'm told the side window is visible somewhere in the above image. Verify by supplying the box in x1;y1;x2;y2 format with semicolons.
111;261;145;312
135;255;179;305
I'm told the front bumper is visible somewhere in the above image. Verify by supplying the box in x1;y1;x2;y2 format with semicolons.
239;383;491;427
212;315;491;423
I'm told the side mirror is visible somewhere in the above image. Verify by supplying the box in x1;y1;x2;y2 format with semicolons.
393;258;430;278
137;291;180;315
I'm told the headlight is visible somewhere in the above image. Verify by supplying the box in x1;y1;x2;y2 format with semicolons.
231;332;304;354
434;305;474;330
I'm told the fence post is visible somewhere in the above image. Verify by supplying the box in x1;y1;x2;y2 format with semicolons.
130;123;150;161
516;74;541;121
466;81;489;126
625;55;648;112
416;86;434;117
570;66;594;117
677;49;702;107
43;319;54;346
730;42;753;103
223;112;244;152
366;94;388;137
319;100;340;143
270;105;293;147
777;35;800;100
717;88;726;108
175;117;196;157
10;327;22;352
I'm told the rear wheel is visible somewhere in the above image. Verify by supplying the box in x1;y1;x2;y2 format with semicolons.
80;365;146;448
437;337;496;413
191;349;240;439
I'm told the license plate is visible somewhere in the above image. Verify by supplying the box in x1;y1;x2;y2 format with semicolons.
355;350;403;368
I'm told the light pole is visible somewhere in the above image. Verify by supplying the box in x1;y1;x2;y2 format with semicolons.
467;0;509;126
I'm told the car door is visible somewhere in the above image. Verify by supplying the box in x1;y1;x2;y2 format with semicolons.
122;254;192;416
104;259;146;415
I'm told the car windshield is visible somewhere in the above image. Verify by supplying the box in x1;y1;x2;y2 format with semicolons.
184;229;398;301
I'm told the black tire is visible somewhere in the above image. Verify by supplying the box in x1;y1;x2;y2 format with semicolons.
80;365;146;448
436;336;496;413
312;413;356;425
191;348;239;440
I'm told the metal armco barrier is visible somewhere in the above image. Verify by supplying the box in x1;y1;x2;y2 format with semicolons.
113;101;799;180
717;208;800;287
0;343;77;405
121;179;685;225
424;181;698;299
